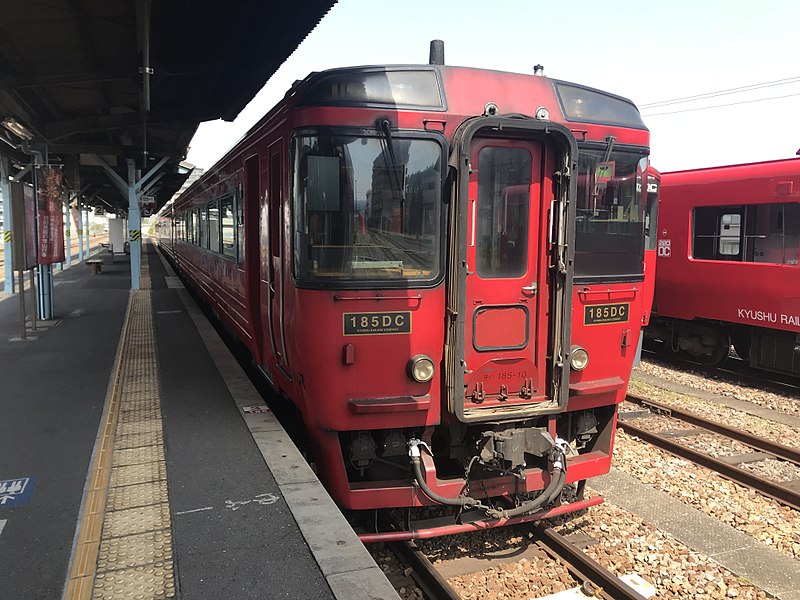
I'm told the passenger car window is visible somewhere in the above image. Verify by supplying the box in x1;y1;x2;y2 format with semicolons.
718;213;741;255
220;194;236;258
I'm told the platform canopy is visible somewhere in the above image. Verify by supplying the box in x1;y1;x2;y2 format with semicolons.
0;0;336;213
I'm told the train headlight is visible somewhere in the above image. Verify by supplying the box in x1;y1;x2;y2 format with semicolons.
570;346;589;371
408;355;435;383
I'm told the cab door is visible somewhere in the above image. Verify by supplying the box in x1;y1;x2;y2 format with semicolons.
260;141;290;377
462;140;550;412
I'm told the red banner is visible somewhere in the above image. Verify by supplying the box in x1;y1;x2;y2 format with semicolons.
37;166;65;264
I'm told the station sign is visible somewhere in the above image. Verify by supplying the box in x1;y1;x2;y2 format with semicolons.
37;165;65;264
139;195;156;217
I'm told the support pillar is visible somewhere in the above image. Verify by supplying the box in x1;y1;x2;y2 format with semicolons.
127;159;141;290
37;264;53;320
83;207;90;257
92;153;165;291
77;206;84;261
1;156;14;293
64;194;72;268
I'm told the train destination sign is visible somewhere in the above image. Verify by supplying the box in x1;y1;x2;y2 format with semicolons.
584;303;630;326
344;312;412;336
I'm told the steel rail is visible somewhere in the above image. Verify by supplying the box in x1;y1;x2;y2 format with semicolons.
618;419;800;511
625;393;800;465
533;526;648;600
387;540;462;600
640;348;800;396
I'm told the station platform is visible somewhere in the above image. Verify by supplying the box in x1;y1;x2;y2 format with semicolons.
0;242;398;599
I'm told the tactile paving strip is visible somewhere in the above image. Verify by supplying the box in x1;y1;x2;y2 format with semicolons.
66;249;176;599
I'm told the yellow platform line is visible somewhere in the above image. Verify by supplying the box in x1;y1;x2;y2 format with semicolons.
65;250;175;599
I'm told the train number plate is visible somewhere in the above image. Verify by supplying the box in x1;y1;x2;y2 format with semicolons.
344;312;412;336
584;302;630;325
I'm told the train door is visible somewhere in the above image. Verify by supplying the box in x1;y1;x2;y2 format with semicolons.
244;154;263;364
460;139;552;417
454;131;569;421
264;142;290;375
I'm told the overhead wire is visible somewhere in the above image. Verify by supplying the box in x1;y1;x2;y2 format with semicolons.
641;92;800;117
639;76;800;108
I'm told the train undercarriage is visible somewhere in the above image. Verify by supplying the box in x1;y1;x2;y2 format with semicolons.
646;316;800;376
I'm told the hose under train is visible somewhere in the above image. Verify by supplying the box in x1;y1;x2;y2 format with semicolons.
409;442;568;520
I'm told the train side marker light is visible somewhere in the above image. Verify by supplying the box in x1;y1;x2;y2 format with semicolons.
570;346;589;371
408;355;435;383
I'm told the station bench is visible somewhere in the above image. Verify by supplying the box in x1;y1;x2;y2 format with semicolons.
85;258;104;274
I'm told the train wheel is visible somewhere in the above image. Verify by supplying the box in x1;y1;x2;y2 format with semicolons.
698;330;731;366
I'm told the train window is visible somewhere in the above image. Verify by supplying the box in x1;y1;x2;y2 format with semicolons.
298;69;443;110
692;207;741;260
574;148;646;280
746;203;800;265
187;210;194;245
220;194;236;259
293;132;444;285
718;213;741;255
476;147;531;278
198;207;207;248
555;83;647;130
645;176;659;251
237;189;245;263
784;203;800;264
208;202;220;253
693;203;800;264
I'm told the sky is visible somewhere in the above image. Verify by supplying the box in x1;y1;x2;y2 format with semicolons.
185;0;800;174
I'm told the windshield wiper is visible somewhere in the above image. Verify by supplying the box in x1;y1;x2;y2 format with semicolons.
592;135;617;200
377;118;404;199
601;135;616;162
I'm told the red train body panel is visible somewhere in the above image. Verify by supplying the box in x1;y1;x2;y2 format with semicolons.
648;158;800;375
156;56;656;534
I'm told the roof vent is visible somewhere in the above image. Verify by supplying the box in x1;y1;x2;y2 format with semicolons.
429;40;445;66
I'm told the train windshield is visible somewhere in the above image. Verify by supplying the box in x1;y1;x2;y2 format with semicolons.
574;148;648;280
293;132;444;285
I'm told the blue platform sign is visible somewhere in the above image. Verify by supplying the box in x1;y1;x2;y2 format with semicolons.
0;476;38;508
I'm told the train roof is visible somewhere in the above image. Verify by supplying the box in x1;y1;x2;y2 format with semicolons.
161;63;647;214
663;156;800;179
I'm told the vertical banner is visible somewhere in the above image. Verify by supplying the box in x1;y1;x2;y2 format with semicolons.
37;166;65;264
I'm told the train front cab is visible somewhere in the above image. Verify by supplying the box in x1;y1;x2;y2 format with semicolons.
272;70;655;528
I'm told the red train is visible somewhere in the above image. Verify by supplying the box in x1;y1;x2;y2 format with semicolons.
646;158;800;376
156;43;656;539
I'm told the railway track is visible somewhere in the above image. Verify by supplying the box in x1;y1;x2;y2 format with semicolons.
620;393;800;511
640;348;800;397
387;526;651;600
532;526;649;600
387;540;461;600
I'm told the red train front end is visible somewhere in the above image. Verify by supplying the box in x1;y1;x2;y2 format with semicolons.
160;52;656;539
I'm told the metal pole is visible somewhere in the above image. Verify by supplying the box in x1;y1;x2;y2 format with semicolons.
64;194;72;268
1;156;14;293
17;270;26;340
127;159;141;290
28;268;37;331
84;207;90;257
38;264;53;320
77;206;84;261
